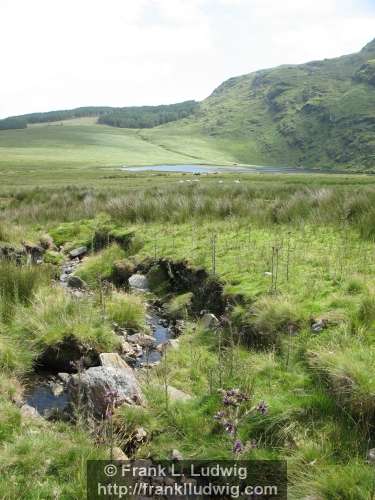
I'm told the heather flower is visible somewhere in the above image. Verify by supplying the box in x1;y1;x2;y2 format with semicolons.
223;421;236;435
233;440;244;454
256;400;268;415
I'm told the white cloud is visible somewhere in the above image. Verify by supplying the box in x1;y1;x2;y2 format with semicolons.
0;0;374;117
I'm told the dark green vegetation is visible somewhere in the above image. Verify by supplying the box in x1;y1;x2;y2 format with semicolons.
0;101;198;130
0;117;27;130
192;38;375;169
1;39;374;169
1;172;375;498
97;100;198;128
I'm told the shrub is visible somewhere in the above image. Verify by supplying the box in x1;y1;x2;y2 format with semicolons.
106;292;146;330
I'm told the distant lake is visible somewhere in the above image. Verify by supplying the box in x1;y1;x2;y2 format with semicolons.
121;164;329;174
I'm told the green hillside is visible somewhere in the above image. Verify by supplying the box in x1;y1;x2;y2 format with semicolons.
1;39;374;173
193;39;375;170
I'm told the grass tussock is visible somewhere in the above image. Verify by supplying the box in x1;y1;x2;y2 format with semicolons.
0;261;51;322
11;286;119;355
307;338;375;421
76;243;127;286
106;292;146;330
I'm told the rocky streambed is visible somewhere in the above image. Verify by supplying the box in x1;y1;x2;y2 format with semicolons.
23;258;180;422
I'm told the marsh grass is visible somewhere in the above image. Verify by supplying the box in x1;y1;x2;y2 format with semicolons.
106;292;146;330
1;173;375;497
11;286;119;355
0;261;51;322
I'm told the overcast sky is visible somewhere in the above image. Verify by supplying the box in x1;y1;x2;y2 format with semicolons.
1;0;374;118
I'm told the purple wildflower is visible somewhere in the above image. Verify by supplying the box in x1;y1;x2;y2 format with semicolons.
256;401;268;416
233;440;244;454
223;421;236;435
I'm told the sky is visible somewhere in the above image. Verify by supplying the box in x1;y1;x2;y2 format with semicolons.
1;0;374;118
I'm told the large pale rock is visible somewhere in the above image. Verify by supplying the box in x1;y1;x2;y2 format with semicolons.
20;404;44;422
128;274;149;291
112;447;129;460
69;355;144;417
69;246;87;259
100;353;133;371
201;313;219;329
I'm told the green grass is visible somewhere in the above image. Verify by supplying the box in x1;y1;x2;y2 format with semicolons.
106;292;146;330
1;170;375;497
0;121;236;187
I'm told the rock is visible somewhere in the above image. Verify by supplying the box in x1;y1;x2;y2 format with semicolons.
311;319;328;333
69;365;145;417
171;449;183;461
20;404;43;421
120;341;138;358
134;427;147;442
111;260;135;287
50;382;64;397
112;447;129;461
367;448;375;464
69;246;87;259
58;373;71;384
128;274;149;291
99;352;132;371
201;313;219;329
127;333;156;348
67;275;87;290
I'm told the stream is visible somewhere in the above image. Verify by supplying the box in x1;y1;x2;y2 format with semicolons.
25;261;172;417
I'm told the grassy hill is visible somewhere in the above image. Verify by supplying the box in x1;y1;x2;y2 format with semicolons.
193;38;375;170
0;39;374;176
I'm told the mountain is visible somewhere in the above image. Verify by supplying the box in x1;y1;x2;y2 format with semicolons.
192;39;375;169
1;40;374;170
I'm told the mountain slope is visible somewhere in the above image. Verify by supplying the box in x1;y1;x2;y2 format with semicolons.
193;39;375;169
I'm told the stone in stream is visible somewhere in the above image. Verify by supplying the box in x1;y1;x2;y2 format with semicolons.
58;373;71;384
128;274;149;291
67;275;87;290
69;353;145;417
69;246;87;259
127;332;156;348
